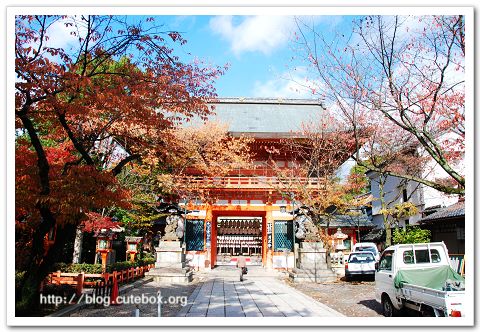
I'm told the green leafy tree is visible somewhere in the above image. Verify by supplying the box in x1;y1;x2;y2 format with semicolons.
393;226;431;244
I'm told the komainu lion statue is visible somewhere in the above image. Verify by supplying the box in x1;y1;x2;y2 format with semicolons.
294;214;321;242
162;215;185;241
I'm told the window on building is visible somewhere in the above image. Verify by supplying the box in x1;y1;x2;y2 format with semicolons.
186;219;204;251
274;220;293;251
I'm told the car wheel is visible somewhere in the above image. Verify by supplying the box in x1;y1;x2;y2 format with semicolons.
345;274;350;282
382;295;397;317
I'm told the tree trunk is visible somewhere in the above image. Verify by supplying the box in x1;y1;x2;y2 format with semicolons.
16;223;76;316
379;175;393;247
385;223;392;248
72;226;84;264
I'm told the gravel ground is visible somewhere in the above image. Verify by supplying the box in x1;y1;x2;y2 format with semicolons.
284;277;384;317
70;279;201;317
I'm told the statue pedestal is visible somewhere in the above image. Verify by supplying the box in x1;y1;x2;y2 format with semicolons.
145;241;193;283
289;242;337;283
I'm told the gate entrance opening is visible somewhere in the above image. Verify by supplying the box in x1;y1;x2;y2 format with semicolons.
215;217;263;266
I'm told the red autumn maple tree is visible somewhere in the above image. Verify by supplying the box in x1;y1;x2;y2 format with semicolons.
15;15;225;313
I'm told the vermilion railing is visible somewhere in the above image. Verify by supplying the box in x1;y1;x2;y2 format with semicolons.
178;176;326;189
45;264;155;296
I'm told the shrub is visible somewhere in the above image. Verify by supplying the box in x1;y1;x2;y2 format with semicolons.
137;257;155;266
50;258;155;275
106;258;155;272
15;271;26;288
107;261;134;273
393;226;431;244
141;252;155;260
15;271;26;299
50;263;103;274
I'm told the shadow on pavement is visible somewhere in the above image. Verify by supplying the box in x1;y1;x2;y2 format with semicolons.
357;299;383;315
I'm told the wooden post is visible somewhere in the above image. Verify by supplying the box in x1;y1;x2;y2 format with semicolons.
266;204;273;269
76;272;85;297
101;252;108;273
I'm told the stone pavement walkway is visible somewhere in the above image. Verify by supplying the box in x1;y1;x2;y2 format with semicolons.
177;270;344;317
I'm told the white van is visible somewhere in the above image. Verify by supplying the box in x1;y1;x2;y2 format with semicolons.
352;242;380;262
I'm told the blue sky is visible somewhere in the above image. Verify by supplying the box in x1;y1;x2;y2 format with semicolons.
29;14;353;99
154;15;350;98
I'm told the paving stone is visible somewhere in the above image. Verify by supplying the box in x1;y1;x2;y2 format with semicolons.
206;311;225;317
244;312;263;317
186;312;206;317
175;268;344;318
187;309;208;316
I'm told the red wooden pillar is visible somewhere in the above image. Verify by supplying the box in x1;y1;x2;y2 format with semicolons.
76;272;84;297
211;215;217;268
262;216;267;267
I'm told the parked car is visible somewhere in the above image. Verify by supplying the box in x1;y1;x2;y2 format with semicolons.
345;251;376;281
375;242;465;317
352;242;380;261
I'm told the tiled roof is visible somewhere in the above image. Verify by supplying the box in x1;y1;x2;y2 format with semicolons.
420;201;465;223
362;228;386;242
319;213;375;228
186;98;326;136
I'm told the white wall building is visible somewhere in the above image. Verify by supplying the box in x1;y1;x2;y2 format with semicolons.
366;155;463;229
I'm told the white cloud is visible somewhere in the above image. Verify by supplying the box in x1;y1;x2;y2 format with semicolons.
20;16;87;58
209;15;295;56
251;67;321;99
44;16;87;51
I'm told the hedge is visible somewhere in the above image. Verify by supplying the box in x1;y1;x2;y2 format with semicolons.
51;257;155;274
106;258;155;273
51;263;103;274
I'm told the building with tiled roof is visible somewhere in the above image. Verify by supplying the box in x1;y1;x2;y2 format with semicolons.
420;201;465;222
419;200;465;254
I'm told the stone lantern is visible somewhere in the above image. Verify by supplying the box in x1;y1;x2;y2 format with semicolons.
94;226;123;272
332;227;348;265
125;236;143;262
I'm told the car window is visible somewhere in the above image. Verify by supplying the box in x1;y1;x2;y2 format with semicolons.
403;250;415;264
403;249;441;264
378;250;393;271
415;249;430;263
356;246;377;253
430;249;441;263
349;253;375;263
